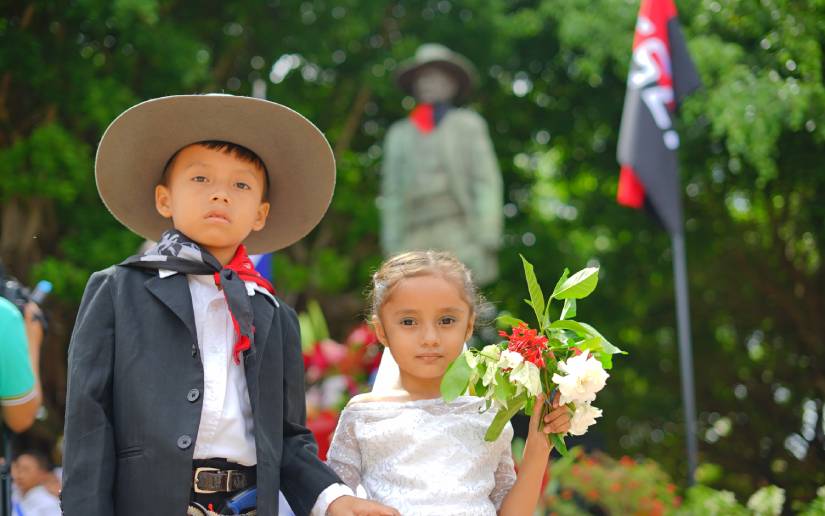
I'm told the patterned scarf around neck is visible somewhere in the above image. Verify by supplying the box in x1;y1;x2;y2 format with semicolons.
121;230;275;364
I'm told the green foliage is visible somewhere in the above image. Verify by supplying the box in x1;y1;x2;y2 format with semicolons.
542;448;681;514
3;0;824;502
298;300;330;351
551;267;599;300
440;351;472;401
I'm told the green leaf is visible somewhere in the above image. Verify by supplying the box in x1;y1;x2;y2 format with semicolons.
542;301;553;329
560;298;576;320
485;393;527;441
440;353;473;401
550;433;569;456
307;300;330;341
520;255;545;327
550;320;624;355
549;319;592;337
494;371;515;402
551;268;570;300
576;321;625;355
552;267;599;300
298;312;315;352
577;337;615;369
496;314;526;329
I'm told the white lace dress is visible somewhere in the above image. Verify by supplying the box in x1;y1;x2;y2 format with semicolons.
326;396;516;516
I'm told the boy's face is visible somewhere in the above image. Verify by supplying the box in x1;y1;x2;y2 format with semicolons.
11;454;46;493
155;144;270;262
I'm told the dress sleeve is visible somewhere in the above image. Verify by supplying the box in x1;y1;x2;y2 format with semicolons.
326;407;363;491
489;422;517;510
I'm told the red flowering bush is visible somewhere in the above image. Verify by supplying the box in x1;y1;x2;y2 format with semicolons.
533;447;681;515
300;302;383;459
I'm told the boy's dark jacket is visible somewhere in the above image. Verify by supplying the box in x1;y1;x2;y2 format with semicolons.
61;265;340;515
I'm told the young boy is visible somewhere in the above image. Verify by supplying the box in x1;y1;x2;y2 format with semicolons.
61;95;399;516
11;450;61;516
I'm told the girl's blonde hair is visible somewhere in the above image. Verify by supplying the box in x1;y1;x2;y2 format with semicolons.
368;250;481;320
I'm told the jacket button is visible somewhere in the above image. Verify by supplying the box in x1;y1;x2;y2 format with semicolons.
177;435;192;450
187;388;200;402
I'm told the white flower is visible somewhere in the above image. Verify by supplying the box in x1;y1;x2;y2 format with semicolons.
497;350;524;370
509;361;542;396
479;344;501;363
482;361;498;387
569;402;602;436
464;349;478;369
551;353;609;405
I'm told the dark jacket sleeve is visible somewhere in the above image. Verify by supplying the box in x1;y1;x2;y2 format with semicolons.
278;306;342;515
61;270;117;515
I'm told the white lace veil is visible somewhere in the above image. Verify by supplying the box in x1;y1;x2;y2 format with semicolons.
371;348;402;393
370;344;469;393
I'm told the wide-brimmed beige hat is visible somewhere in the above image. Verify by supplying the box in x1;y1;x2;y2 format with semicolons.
95;94;335;254
395;43;478;103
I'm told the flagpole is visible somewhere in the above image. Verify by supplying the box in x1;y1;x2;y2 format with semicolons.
671;231;698;485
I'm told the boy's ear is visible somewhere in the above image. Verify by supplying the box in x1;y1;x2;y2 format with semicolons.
155;184;173;219
251;201;270;232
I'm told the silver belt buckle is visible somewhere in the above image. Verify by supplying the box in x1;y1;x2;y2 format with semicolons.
193;466;221;494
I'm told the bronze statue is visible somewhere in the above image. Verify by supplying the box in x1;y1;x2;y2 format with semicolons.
380;44;503;285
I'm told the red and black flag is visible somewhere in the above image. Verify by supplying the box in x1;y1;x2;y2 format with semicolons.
616;0;701;235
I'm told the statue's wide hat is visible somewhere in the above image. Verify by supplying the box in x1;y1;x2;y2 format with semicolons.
395;43;479;102
94;94;336;254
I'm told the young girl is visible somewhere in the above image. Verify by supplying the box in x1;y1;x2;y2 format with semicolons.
324;251;571;515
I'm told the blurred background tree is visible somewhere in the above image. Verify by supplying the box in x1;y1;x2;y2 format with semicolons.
1;0;822;504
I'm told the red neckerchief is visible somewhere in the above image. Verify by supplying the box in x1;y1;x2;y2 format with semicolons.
214;245;276;363
410;103;436;133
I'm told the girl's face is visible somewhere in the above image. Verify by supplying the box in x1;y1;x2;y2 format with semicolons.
374;274;474;396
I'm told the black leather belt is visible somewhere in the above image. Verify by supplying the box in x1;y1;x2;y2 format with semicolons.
193;467;256;494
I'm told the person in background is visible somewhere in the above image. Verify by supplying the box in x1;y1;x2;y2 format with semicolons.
0;300;44;433
11;450;61;516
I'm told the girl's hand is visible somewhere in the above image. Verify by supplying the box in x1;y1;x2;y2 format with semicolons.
526;391;571;454
327;495;401;516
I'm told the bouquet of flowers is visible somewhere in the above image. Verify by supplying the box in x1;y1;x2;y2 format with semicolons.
440;256;625;454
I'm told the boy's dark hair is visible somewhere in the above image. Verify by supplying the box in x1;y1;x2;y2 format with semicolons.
159;140;270;200
14;449;51;472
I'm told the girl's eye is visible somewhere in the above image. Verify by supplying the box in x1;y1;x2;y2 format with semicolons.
400;318;416;326
235;182;251;190
192;176;207;183
440;316;457;326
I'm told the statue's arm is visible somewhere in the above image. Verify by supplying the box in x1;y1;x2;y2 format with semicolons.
468;114;504;249
380;126;405;255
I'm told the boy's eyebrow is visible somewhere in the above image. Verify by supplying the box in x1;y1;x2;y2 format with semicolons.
182;161;262;177
181;161;210;171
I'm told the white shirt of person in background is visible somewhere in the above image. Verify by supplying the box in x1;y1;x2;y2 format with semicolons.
11;452;61;516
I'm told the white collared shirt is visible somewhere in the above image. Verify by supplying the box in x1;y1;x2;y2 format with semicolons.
167;271;350;513
187;273;258;466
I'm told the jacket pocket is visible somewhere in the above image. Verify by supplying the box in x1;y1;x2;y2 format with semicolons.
116;445;143;459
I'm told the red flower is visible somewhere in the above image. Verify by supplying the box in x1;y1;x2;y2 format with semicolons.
499;323;549;367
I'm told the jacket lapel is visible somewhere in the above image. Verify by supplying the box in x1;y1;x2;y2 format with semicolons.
144;273;198;346
243;293;275;409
